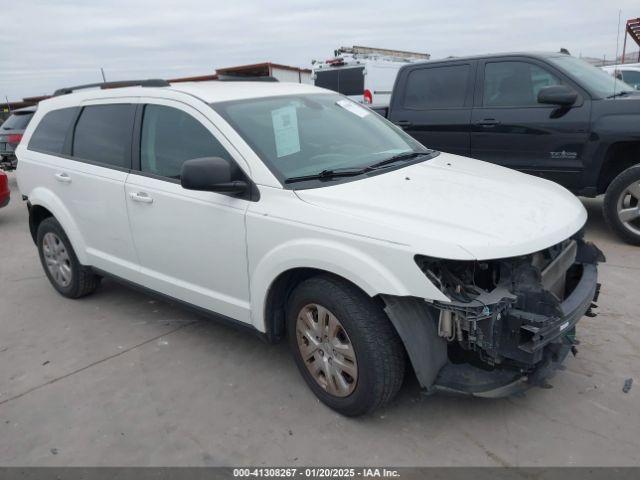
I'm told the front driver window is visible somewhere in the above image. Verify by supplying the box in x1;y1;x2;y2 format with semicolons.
140;104;236;179
483;61;561;107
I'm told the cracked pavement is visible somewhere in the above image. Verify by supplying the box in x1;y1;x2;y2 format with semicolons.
0;172;638;466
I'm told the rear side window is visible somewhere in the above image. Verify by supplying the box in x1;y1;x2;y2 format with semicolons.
483;61;561;107
403;65;470;109
72;104;135;168
28;108;77;154
315;67;364;96
140;104;234;179
1;112;34;130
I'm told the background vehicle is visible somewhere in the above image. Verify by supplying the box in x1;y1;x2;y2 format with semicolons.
0;106;36;171
602;63;640;90
312;46;429;107
0;171;9;208
379;52;640;244
17;79;601;416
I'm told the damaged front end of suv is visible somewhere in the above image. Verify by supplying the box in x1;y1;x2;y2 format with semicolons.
384;233;605;397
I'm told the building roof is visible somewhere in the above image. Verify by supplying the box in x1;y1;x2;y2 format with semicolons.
216;62;311;76
169;80;322;102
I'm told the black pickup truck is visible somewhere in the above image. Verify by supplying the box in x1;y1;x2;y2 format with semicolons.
375;52;640;244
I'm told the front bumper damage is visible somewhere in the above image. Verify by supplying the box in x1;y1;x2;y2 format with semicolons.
384;235;605;397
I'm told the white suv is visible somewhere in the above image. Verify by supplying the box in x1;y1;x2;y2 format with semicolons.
16;79;604;416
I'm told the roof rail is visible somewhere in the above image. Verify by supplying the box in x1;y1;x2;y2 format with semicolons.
53;79;170;96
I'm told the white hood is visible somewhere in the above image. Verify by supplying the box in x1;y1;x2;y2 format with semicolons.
294;152;587;260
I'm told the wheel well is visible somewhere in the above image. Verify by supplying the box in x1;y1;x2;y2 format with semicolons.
28;204;53;244
598;142;640;194
263;268;381;343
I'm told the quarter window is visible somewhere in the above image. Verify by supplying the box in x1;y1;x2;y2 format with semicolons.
140;104;234;179
72;105;135;168
28;108;78;154
483;61;561;107
403;65;470;109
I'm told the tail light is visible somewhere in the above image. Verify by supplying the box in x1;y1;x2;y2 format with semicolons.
363;89;373;104
7;133;23;146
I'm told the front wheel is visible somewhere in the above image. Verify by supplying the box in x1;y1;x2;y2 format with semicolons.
287;275;405;416
603;165;640;245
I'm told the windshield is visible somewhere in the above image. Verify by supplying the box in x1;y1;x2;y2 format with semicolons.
546;55;635;98
1;112;34;130
212;94;429;183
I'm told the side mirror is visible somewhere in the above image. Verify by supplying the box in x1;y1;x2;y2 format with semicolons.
181;157;248;195
537;85;578;106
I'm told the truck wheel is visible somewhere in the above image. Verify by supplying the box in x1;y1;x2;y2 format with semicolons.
603;165;640;245
36;217;100;298
287;275;405;416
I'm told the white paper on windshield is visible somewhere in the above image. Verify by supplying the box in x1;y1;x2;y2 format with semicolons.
271;105;300;158
336;99;370;118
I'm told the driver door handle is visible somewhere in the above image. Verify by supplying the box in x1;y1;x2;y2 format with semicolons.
476;118;500;128
394;120;413;128
129;191;153;204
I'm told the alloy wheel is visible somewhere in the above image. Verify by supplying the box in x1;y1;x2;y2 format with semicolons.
42;232;72;287
295;303;358;397
616;180;640;236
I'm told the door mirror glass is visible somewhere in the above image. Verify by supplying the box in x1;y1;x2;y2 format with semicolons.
537;85;578;106
181;157;247;194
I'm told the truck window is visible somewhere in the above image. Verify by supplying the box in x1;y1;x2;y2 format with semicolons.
28;107;78;155
403;65;470;109
621;70;640;89
315;67;364;96
483;61;560;107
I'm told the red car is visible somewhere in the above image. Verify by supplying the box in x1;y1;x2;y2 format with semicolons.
0;171;9;208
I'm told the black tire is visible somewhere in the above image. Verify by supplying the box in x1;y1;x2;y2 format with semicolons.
603;165;640;245
287;275;405;416
36;217;100;298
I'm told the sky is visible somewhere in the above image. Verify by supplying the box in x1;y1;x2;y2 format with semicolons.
1;0;638;101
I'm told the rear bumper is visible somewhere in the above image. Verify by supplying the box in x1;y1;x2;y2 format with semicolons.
431;253;601;398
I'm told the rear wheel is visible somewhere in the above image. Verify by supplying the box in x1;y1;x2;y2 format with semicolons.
603;165;640;245
287;275;405;416
36;217;100;298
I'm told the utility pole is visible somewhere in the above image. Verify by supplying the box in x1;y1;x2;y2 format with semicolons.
100;68;107;82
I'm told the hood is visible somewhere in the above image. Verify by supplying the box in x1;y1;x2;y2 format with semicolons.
294;152;587;260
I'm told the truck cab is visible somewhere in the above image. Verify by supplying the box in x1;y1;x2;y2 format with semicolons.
386;52;640;244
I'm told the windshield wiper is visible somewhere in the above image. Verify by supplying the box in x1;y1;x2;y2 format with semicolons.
284;167;366;184
284;151;434;184
365;150;431;171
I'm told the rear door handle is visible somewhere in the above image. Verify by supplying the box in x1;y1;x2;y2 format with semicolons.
476;118;500;128
54;172;71;183
394;120;413;128
129;191;153;204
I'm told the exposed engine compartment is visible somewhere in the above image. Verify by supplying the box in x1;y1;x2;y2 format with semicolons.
415;233;605;373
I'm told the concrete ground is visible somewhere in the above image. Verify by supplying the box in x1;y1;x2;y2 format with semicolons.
0;171;638;467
